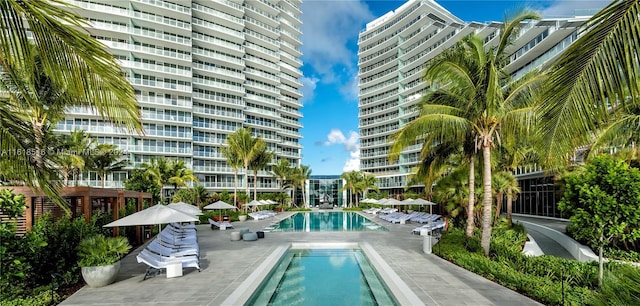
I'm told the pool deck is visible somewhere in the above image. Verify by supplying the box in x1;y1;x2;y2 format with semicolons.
61;211;541;306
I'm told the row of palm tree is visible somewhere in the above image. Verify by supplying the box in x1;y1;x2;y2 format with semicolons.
390;0;640;257
221;128;312;209
340;170;378;207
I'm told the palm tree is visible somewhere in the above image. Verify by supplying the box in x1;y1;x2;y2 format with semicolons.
226;128;266;202
140;157;171;202
61;130;95;186
539;0;640;167
389;12;542;255
362;173;379;200
0;1;142;214
89;144;128;188
168;160;198;192
191;185;211;210
297;165;312;208
288;166;302;207
221;144;242;208
491;171;520;225
249;148;274;201
340;170;362;208
271;159;291;193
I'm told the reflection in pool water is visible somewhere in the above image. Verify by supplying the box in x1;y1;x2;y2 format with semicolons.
266;211;386;232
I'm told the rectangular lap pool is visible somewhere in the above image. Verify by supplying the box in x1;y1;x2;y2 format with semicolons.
265;211;386;232
246;245;398;305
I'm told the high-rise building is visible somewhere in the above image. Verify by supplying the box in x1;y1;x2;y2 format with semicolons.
358;0;587;203
56;0;303;193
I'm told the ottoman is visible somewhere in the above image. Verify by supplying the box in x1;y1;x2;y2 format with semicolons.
230;231;242;241
243;232;258;241
256;231;265;238
238;227;250;235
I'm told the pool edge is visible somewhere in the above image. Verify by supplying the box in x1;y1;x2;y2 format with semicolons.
360;242;425;306
220;244;289;306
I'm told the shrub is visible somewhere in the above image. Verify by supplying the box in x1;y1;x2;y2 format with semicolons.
77;235;131;267
589;264;640;306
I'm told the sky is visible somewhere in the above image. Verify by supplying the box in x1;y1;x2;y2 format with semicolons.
297;0;609;175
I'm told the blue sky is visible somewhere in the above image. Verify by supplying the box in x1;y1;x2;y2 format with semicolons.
297;0;609;175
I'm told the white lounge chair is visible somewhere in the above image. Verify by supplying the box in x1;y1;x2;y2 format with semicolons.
208;218;233;230
136;249;200;280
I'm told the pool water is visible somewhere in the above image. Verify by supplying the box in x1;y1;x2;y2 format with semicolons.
265;212;386;232
246;249;398;306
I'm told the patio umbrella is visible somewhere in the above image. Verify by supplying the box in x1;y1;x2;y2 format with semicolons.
203;200;237;220
104;204;199;228
361;198;378;204
168;202;202;217
244;200;262;211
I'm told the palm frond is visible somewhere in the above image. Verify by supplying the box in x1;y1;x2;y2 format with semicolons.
539;0;640;165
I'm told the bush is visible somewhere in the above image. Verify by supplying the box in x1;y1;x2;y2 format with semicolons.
437;229;598;305
0;289;61;306
604;249;640;263
77;235;131;267
590;264;640;306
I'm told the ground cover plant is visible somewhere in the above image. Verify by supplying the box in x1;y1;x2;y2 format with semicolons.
436;225;640;305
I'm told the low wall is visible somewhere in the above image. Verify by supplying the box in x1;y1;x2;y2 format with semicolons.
522;234;544;257
516;220;598;262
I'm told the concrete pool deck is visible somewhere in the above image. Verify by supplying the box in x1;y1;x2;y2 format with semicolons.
61;211;541;305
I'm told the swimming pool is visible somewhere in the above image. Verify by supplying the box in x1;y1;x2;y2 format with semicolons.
265;211;386;232
246;246;398;305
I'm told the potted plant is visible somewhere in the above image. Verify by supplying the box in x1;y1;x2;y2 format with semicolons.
238;214;247;222
78;235;131;288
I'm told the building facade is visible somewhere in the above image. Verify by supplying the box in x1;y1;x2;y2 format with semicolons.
358;0;588;215
57;0;303;192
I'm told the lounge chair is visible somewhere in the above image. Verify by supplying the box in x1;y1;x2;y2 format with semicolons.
209;218;233;230
136;249;200;280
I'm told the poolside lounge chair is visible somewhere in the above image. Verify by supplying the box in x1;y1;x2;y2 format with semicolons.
209;218;233;230
136;249;200;280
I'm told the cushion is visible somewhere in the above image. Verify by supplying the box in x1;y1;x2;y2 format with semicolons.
243;232;258;241
230;232;242;241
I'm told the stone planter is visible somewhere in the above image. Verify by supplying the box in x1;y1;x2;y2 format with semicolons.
238;215;247;222
81;261;120;288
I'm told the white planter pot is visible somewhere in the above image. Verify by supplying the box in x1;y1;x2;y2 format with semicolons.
81;261;120;288
238;215;247;222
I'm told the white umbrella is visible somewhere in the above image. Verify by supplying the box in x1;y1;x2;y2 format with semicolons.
203;200;236;210
361;198;378;204
258;200;270;205
203;200;237;221
104;204;198;227
244;200;262;207
168;202;202;216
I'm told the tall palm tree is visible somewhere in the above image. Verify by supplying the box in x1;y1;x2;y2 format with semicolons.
389;12;542;255
297;165;312;208
89;144;128;188
340;170;362;207
249;148;274;201
227;128;266;201
539;0;640;167
221;144;241;208
0;1;142;214
491;171;520;224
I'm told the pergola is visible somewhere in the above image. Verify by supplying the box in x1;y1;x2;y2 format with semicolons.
0;186;153;241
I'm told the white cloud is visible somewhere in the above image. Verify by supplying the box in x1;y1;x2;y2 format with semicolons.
322;129;361;172
299;76;319;105
527;0;608;18
342;150;361;172
340;76;360;102
301;0;374;82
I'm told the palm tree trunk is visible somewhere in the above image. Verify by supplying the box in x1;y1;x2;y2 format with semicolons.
480;144;493;256
506;187;513;225
233;169;238;209
244;164;249;199
253;170;258;201
466;155;476;237
494;193;503;225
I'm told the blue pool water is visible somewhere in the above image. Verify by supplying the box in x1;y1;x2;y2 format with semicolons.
246;248;398;306
266;212;386;232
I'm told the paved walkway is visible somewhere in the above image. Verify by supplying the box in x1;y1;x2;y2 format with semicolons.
62;212;540;306
513;215;574;260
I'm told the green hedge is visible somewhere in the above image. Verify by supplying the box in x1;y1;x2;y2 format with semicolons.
438;229;597;305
